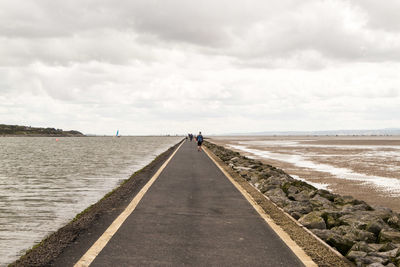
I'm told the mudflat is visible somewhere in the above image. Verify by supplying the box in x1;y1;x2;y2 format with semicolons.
211;136;400;212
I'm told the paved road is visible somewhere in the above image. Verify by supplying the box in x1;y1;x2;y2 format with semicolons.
88;141;304;266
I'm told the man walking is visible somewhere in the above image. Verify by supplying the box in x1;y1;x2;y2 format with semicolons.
197;131;203;151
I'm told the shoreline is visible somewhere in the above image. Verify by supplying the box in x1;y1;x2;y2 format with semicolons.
210;136;400;213
9;140;183;267
204;141;400;266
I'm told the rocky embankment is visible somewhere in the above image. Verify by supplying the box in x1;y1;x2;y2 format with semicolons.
205;141;400;267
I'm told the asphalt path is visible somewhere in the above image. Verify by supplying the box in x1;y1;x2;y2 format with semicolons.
87;140;304;266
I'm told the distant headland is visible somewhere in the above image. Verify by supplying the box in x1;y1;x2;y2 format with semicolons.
0;124;85;137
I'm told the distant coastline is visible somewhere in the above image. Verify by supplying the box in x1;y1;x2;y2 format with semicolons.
225;128;400;136
0;124;85;137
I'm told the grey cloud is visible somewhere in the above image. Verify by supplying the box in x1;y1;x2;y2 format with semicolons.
2;0;400;69
355;0;400;32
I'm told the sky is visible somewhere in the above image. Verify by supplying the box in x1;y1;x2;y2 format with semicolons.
1;0;399;135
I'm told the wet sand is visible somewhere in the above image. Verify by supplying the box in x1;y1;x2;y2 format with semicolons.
210;136;400;212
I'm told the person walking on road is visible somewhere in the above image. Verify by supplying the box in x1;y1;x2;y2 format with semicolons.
197;131;204;151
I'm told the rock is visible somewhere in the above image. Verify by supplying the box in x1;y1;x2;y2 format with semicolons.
366;220;386;237
316;189;337;201
376;247;400;258
290;190;311;202
354;230;376;243
334;195;363;206
283;201;313;217
321;211;342;229
331;225;376;243
299;211;326;230
311;229;332;241
379;229;400;243
339;214;368;230
286;185;300;195
310;194;334;208
372;206;394;222
380;242;400;252
238;170;250;179
362;256;389;265
396;256;400;266
387;215;400;230
341;203;372;213
368;243;385;252
266;188;290;207
366;263;385;267
350;241;375;253
250;175;261;184
326;232;355;255
324;214;339;229
290;211;303;220
229;156;239;162
385;263;396;267
347;250;367;261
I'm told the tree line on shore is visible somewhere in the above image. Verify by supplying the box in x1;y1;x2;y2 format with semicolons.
0;124;84;136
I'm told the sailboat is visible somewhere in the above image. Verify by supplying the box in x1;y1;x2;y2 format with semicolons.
116;130;121;138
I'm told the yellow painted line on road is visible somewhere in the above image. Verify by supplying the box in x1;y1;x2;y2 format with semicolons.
74;141;185;267
203;147;317;267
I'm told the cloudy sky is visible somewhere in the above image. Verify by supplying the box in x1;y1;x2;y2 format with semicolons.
1;0;399;135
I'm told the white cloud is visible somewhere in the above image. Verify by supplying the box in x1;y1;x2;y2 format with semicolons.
1;0;400;134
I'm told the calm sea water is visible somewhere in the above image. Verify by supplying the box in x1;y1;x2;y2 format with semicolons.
0;136;181;266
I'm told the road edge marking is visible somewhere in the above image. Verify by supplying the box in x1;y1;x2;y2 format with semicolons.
74;140;185;267
203;146;317;267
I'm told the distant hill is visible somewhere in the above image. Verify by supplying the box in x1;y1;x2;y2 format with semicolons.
226;128;400;136
0;124;85;137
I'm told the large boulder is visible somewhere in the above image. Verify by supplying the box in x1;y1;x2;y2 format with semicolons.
350;241;380;253
346;250;367;262
266;188;290;207
360;256;389;266
310;194;334;208
372;206;394;222
366;220;387;237
339;213;369;230
316;189;337;201
387;215;400;230
289;190;312;202
326;232;355;255
370;248;400;258
311;229;332;242
379;229;400;243
334;195;365;206
341;203;373;213
298;211;326;230
331;225;376;243
321;211;342;229
283;201;313;219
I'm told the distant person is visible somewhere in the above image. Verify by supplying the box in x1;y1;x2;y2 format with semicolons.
197;131;204;151
189;133;193;141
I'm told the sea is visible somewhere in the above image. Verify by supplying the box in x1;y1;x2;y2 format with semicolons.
0;136;181;266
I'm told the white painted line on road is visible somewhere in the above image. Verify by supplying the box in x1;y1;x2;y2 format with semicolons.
74;140;185;267
203;147;317;267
